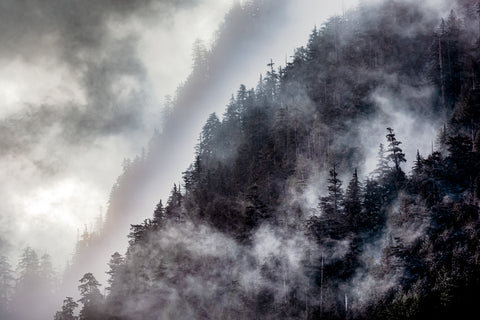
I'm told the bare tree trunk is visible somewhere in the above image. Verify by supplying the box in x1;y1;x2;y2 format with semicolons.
345;292;348;319
320;256;324;317
439;36;446;111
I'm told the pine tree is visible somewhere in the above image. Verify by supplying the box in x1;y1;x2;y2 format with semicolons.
106;252;125;294
78;273;103;320
39;253;56;294
319;165;344;215
128;219;152;246
436;124;449;156
199;113;221;167
152;199;164;225
373;143;390;179
386;127;406;172
362;179;384;234
446;134;475;191
0;255;13;317
12;247;42;319
413;150;424;175
16;247;40;284
345;169;362;230
54;297;78;320
165;184;183;219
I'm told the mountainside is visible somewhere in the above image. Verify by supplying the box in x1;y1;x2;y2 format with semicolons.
56;1;480;319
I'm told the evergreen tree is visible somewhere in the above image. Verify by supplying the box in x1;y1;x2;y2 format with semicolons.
319;165;344;215
0;255;13;317
165;184;183;219
54;297;78;320
362;179;384;234
446;134;476;191
128;219;153;246
192;38;208;76
412;150;424;175
12;247;42;319
198;113;221;167
39;253;56;294
436;124;449;156
16;247;40;284
152;199;164;225
344;169;362;231
386;127;406;172
78;273;103;320
384;127;407;194
373;143;390;180
106;252;125;294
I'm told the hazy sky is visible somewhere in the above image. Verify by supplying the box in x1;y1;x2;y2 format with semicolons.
0;0;363;268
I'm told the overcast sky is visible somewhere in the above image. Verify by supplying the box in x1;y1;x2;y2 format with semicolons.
0;0;366;269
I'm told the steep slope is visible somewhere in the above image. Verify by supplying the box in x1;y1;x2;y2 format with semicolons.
58;1;480;319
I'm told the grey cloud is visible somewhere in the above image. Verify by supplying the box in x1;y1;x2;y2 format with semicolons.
0;0;196;62
0;0;202;163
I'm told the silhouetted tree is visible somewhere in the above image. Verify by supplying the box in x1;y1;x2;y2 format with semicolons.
373;143;390;180
319;165;344;215
345;169;362;231
106;252;125;294
78;273;103;320
386;127;406;172
362;179;384;235
54;297;78;320
0;255;13;318
152;199;165;225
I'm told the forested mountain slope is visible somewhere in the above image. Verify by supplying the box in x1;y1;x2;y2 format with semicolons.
56;0;480;319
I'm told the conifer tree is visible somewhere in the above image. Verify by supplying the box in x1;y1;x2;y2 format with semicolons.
319;165;344;215
78;273;103;320
152;200;164;225
0;255;13;317
165;184;183;219
413;150;424;175
345;169;362;230
199;113;221;167
373;143;390;179
362;179;384;234
386;127;406;172
106;252;125;294
54;297;78;320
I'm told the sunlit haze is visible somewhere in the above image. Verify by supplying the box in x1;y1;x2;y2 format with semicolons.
0;0;359;269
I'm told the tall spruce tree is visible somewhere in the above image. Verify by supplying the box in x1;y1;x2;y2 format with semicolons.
373;143;390;180
106;252;125;294
78;273;103;320
386;127;406;172
345;169;362;230
54;297;78;320
319;165;344;215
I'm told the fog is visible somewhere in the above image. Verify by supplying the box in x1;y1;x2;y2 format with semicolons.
2;0;467;318
0;0;368;318
0;0;363;267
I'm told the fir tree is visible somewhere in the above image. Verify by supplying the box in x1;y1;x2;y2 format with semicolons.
386;127;406;172
106;252;125;294
345;169;362;230
0;256;13;317
373;143;390;180
54;297;78;320
152;200;164;225
319;165;344;215
78;273;103;320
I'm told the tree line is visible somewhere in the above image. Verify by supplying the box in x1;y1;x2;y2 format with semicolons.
54;0;480;319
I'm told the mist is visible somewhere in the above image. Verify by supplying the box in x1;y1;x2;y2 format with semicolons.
54;0;363;302
0;0;363;318
2;0;478;319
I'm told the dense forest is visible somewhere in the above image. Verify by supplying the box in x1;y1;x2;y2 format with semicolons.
3;0;480;319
